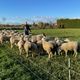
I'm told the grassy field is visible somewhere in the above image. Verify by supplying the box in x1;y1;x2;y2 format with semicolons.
0;29;80;80
32;29;80;40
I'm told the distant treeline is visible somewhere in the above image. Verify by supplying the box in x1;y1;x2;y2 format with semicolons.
0;24;24;30
31;22;57;29
57;19;80;28
0;19;80;30
0;22;57;30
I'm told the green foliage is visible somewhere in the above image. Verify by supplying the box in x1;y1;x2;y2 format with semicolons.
31;22;55;29
57;19;80;28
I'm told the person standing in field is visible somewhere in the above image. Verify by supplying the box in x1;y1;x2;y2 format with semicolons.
24;22;31;35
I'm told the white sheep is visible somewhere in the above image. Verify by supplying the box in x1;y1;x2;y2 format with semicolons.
0;33;4;44
59;41;78;57
24;38;39;57
41;37;54;59
17;36;25;55
31;34;44;43
10;35;20;48
24;39;31;57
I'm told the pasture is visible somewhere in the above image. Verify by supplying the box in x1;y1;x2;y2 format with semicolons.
0;29;80;80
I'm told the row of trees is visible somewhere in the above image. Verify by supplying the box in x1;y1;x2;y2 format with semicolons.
32;22;57;29
0;22;57;30
0;24;24;30
1;18;80;29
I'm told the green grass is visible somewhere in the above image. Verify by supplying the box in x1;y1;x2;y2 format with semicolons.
0;29;80;80
32;29;80;40
19;29;80;40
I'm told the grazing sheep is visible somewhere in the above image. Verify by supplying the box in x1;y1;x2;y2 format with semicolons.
37;40;45;55
36;34;44;41
24;40;31;57
31;35;37;43
31;34;44;43
30;42;39;57
17;36;25;55
48;40;59;55
10;35;20;48
0;33;4;44
0;31;10;44
41;37;54;59
59;41;78;57
24;38;39;57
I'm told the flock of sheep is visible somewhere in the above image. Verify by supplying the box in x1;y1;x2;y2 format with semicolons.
0;30;79;59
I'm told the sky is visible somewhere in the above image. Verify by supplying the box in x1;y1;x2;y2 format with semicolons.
0;0;80;24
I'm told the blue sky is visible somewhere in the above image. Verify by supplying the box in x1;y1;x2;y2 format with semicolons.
0;0;80;24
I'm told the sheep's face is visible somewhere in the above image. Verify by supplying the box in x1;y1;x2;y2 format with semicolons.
56;39;63;46
41;38;44;41
54;37;59;41
25;38;29;41
41;36;46;41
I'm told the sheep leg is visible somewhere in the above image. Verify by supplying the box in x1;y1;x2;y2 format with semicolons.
48;54;51;59
32;52;35;58
47;50;50;59
11;44;13;48
32;53;34;57
65;50;67;57
48;51;53;59
19;47;22;55
74;49;77;57
0;40;3;44
25;48;29;57
50;52;53;58
54;52;56;55
58;48;62;55
60;52;63;55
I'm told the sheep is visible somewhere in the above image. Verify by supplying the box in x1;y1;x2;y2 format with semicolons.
24;38;39;57
59;41;78;57
0;31;16;44
48;40;59;56
31;34;44;43
30;34;45;55
0;33;4;44
30;42;40;57
36;40;44;55
36;36;60;56
0;30;21;45
0;31;10;44
41;37;54;59
24;39;31;57
10;35;21;48
31;35;37;43
17;36;25;55
36;34;44;41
